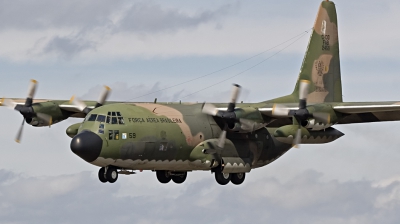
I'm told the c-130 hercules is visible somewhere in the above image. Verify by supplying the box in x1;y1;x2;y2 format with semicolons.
1;1;399;185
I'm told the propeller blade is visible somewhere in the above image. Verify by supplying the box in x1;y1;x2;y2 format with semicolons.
230;84;241;104
217;129;227;149
27;79;38;100
70;95;87;112
1;98;17;109
15;119;25;143
96;86;111;108
202;103;219;116
299;80;310;100
272;104;290;116
312;112;331;124
36;113;53;126
227;84;241;112
293;128;302;148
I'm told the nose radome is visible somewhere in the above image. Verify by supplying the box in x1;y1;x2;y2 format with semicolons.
70;131;102;162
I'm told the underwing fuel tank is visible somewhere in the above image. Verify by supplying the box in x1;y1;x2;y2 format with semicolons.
273;125;344;144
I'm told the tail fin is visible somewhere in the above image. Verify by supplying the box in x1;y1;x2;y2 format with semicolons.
295;0;342;103
269;1;342;103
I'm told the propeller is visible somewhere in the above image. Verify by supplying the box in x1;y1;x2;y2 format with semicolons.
202;84;266;151
272;80;330;147
70;85;111;114
1;79;53;143
201;84;241;150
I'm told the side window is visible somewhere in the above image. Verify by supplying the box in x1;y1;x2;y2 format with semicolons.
114;130;119;140
108;130;113;140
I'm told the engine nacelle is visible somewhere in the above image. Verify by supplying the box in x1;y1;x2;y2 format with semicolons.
31;102;70;127
302;119;333;131
274;125;344;144
227;107;265;133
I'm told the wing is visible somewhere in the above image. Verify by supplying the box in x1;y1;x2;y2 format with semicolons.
332;102;400;124
253;101;400;125
0;98;95;117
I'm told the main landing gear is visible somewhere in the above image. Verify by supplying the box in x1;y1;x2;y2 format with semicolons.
214;172;246;185
98;166;118;183
156;170;188;184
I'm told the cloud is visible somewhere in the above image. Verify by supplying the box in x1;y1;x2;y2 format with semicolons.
116;2;234;34
0;0;120;30
79;81;240;103
0;0;235;60
1;169;400;223
42;36;96;60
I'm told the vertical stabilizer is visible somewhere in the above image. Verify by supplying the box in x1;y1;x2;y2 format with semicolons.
294;1;342;103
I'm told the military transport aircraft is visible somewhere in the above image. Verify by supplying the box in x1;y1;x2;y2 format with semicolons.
1;0;400;185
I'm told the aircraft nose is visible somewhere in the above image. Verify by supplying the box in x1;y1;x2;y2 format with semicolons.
70;131;102;162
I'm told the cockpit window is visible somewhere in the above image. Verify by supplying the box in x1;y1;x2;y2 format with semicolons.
106;111;125;125
96;115;106;122
88;114;97;121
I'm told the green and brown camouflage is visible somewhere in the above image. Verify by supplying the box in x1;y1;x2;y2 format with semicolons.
267;0;342;104
2;1;400;185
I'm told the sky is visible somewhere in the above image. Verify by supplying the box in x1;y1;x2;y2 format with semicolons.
1;0;400;223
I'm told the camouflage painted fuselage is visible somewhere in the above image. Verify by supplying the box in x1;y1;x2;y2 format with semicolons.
75;103;342;172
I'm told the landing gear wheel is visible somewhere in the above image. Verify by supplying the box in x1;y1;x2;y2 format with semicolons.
231;173;245;185
172;172;187;184
98;167;107;183
215;172;231;185
156;170;172;184
106;167;118;183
